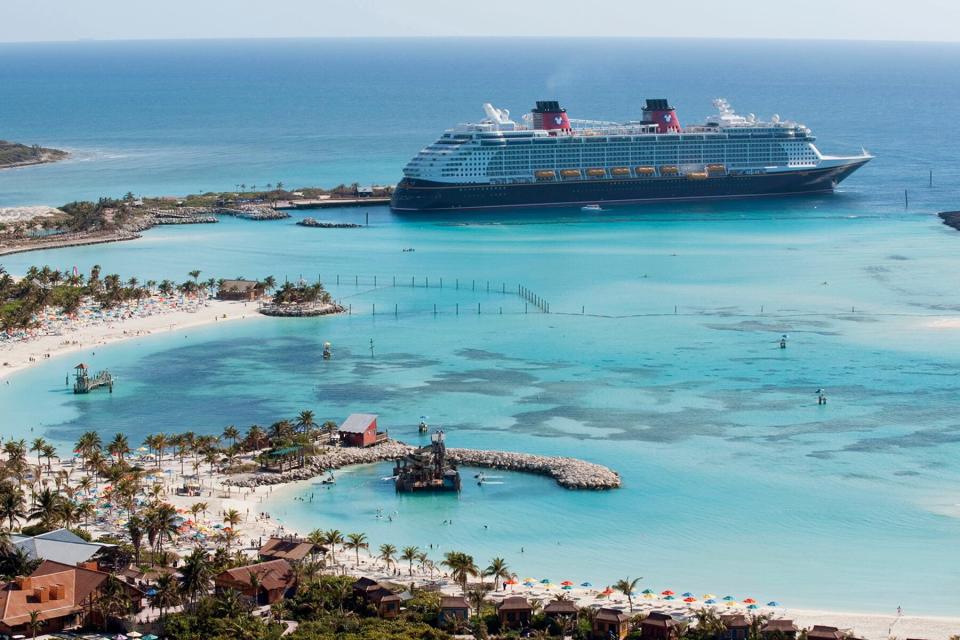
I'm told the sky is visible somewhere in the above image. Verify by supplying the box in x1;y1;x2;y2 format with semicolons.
2;0;960;43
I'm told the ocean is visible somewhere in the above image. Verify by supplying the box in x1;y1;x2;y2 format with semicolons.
2;38;960;614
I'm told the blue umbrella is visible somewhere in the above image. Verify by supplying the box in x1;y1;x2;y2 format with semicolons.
748;604;759;610
540;578;550;584
562;585;573;590
723;595;736;601
767;601;781;607
581;582;593;587
682;592;695;597
705;599;717;604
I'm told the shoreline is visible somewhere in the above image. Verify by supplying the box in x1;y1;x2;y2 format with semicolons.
221;463;960;639
0;298;262;381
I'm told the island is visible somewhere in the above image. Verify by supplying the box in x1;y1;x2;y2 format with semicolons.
0;140;68;169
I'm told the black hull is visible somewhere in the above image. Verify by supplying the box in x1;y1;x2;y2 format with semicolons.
390;161;869;211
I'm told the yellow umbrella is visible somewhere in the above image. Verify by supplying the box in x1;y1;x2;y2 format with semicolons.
643;593;656;599
725;601;739;607
703;593;716;599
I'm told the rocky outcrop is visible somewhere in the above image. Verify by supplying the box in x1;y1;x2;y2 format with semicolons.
938;211;960;231
258;302;344;317
297;217;362;228
226;440;620;490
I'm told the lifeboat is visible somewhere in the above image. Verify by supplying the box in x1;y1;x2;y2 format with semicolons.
635;166;655;175
611;167;631;176
560;169;581;178
535;170;556;180
707;164;726;173
686;171;709;180
586;168;606;177
659;166;679;176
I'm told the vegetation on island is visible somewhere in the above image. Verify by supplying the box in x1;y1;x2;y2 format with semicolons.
0;140;67;169
0;264;217;332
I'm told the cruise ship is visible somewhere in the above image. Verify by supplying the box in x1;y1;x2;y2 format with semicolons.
390;98;871;211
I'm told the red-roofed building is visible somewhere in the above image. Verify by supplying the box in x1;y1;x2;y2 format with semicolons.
338;414;387;448
213;559;297;606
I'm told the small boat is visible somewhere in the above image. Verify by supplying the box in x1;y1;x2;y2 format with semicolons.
581;204;603;212
321;474;336;485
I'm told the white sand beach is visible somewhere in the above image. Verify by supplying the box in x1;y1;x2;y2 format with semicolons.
0;297;261;380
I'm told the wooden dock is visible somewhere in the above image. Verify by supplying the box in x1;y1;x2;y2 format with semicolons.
72;363;113;394
274;197;390;210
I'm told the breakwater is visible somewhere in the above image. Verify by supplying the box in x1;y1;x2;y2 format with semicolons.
258;301;345;317
297;217;362;228
938;211;960;231
227;440;620;490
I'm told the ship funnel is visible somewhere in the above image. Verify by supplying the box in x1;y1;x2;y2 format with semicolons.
642;98;681;133
532;100;571;133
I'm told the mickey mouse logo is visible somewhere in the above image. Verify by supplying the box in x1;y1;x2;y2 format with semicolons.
664;114;673;122
554;116;564;125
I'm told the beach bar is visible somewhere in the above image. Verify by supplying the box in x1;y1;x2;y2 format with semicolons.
338;413;387;447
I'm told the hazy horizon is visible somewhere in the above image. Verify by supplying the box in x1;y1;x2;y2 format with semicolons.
4;0;960;44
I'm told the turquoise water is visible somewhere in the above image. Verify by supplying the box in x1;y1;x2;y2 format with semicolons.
3;39;960;614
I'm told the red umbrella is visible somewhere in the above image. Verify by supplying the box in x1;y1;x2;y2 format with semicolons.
602;587;614;595
743;598;757;604
661;590;675;596
561;581;574;586
684;597;697;603
505;578;518;585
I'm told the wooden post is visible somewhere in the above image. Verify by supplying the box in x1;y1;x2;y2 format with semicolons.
374;275;377;286
372;304;375;315
396;304;398;317
426;276;429;288
355;275;358;286
440;278;443;288
456;303;459;315
393;276;396;287
477;303;480;314
337;274;340;285
433;304;437;316
905;189;909;208
348;304;352;314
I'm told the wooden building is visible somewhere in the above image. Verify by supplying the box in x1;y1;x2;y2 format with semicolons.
213;559;296;606
807;626;844;640
719;614;751;640
544;598;578;624
0;560;143;636
592;607;631;640
217;279;265;301
258;537;320;564
352;577;401;618
760;619;800;640
339;413;387;448
641;611;680;640
497;596;533;629
438;595;470;626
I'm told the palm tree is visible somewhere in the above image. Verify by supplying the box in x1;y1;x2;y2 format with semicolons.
188;270;201;283
28;487;62;530
0;485;26;531
26;609;43;640
127;515;145;565
223;425;240;448
484;557;512;591
321;529;343;566
614;576;642;612
189;502;207;522
466;586;487;620
344;532;368;566
41;444;56;471
178;547;212;609
296;410;316;435
107;433;130;463
29;438;46;471
150;573;181;632
442;551;478;594
378;543;397;572
401;546;420;576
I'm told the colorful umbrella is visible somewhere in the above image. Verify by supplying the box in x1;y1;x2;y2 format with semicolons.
664;595;676;601
662;590;675;596
562;585;573;590
684;597;697;603
743;598;757;604
722;596;736;601
505;578;518;585
703;593;716;599
643;593;656;600
602;587;614;595
767;601;781;607
682;592;695;598
581;582;593;587
725;601;739;607
747;604;759;610
561;581;574;586
642;589;656;594
540;578;551;584
523;581;535;587
705;599;717;604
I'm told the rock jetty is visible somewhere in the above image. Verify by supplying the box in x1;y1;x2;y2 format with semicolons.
226;440;620;490
258;301;345;317
938;211;960;231
297;217;362;228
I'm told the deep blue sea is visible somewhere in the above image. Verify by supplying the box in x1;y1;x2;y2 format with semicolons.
3;39;960;614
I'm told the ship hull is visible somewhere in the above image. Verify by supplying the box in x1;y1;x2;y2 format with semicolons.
390;160;869;211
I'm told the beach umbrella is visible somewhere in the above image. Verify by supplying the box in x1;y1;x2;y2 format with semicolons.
748;604;759;610
705;599;717;604
682;592;695;598
683;597;697;603
141;636;159;640
664;595;676;601
743;598;756;604
722;595;735;601
505;578;518;585
642;589;655;594
523;581;535;587
562;585;573;590
127;633;143;638
767;601;781;607
581;582;593;587
703;593;716;599
523;577;536;583
661;590;675;596
643;593;656;600
540;578;551;584
602;587;614;595
725;601;739;607
561;581;574;586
